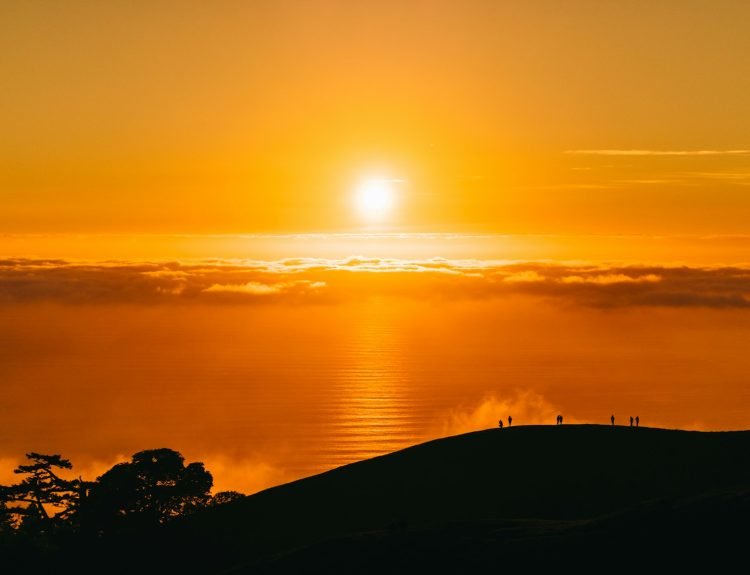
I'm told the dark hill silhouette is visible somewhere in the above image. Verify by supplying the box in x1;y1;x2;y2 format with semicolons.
168;425;750;573
4;425;749;573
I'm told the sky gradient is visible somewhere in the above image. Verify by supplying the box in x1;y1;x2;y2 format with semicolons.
2;1;750;494
2;1;750;235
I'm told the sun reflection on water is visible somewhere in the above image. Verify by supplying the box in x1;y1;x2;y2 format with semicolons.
314;303;424;468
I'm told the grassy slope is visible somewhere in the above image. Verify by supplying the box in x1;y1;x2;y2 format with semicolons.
173;425;750;571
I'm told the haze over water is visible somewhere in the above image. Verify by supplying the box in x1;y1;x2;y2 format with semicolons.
2;234;750;493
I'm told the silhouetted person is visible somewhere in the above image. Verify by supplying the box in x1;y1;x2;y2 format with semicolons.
508;415;512;427
630;416;634;427
498;419;503;429
556;415;560;425
636;415;640;427
611;414;615;426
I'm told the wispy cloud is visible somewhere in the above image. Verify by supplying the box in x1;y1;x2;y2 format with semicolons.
683;171;750;182
201;455;290;495
615;179;688;185
566;149;750;156
3;258;750;309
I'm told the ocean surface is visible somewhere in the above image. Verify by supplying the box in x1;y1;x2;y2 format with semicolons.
2;295;749;493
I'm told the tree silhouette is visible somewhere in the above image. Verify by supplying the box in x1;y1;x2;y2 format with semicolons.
0;453;85;534
0;499;15;534
83;448;212;534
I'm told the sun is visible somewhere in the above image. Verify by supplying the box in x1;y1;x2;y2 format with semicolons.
354;178;397;222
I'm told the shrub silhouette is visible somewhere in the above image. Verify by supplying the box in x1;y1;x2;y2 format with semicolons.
210;491;246;507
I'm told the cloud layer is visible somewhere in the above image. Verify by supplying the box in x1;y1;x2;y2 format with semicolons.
2;257;750;308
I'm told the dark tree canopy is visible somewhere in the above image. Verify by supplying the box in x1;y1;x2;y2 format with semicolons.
0;447;229;546
83;448;213;533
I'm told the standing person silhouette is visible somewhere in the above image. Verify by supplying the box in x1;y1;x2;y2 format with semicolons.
560;415;563;425
635;416;640;427
556;415;561;425
630;416;634;427
498;419;503;429
611;414;615;426
508;415;512;427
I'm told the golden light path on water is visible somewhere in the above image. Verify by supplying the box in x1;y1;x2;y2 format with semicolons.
317;306;421;468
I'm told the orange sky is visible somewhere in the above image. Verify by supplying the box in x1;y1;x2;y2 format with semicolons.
2;2;750;495
2;1;750;235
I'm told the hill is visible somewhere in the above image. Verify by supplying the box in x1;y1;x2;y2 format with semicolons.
168;425;750;572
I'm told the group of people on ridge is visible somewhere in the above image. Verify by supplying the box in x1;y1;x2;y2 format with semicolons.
497;414;642;428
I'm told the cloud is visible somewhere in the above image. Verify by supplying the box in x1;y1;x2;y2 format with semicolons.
503;270;545;283
682;171;750;183
141;270;191;279
440;391;570;436
615;179;687;185
203;280;325;296
204;282;284;295
565;149;750;156
200;455;290;495
2;258;750;309
559;273;661;285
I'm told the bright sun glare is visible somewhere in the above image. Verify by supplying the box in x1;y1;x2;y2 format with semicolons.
355;178;397;222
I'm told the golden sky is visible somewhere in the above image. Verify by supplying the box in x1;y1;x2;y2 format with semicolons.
3;2;750;494
2;1;750;235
